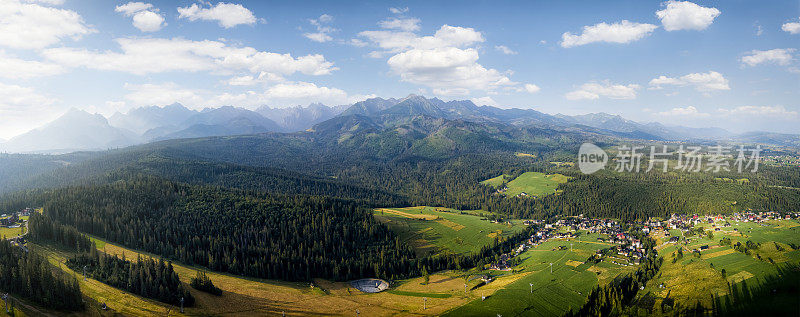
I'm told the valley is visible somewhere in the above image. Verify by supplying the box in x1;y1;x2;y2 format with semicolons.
1;0;798;315
0;97;797;317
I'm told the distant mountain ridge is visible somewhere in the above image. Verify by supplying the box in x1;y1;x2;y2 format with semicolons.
0;108;139;153
1;95;796;153
257;103;349;132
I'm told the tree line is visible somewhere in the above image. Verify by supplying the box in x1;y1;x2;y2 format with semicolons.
67;248;193;307
16;175;535;282
27;212;94;252
0;240;84;311
566;238;662;317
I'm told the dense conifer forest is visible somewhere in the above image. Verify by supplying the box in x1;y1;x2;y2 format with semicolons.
67;249;193;306
0;241;84;311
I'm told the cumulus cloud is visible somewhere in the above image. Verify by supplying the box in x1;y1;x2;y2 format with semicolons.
115;2;152;15
740;49;795;67
177;2;257;28
358;21;523;95
656;1;720;31
304;14;337;43
0;51;64;79
495;45;517;55
783;18;800;34
379;17;421;32
116;2;166;32
123;81;374;109
718;105;798;117
524;84;541;93
471;96;499;107
42;37;337;77
560;20;657;48
656;106;709;117
0;0;94;49
359;24;484;53
649;71;729;92
387;47;514;94
565;81;640;100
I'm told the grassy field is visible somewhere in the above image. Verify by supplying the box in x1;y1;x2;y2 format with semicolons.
444;231;633;316
373;206;527;256
480;174;511;187
36;236;481;316
639;219;800;313
0;225;24;238
481;172;571;198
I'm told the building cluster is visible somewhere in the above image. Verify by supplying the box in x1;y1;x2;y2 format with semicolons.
0;208;33;228
489;216;647;270
485;210;798;273
665;211;797;230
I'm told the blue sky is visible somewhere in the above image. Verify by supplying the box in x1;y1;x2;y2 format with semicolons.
0;0;798;139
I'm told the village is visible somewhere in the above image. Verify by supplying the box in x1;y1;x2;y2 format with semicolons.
486;210;799;272
0;208;34;251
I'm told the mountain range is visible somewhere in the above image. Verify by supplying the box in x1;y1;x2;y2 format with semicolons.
1;95;797;153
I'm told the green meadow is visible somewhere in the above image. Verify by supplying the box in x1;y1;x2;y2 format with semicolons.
480;174;511;188
641;219;800;313
373;206;527;256
444;232;634;316
481;172;571;198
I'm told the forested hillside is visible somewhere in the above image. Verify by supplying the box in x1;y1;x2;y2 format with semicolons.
22;177;416;281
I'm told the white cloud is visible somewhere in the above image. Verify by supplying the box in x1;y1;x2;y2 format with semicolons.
561;20;657;48
358;22;520;95
649;71;729;92
379;17;420;32
177;2;257;28
304;32;332;43
0;83;59;139
359;24;484;53
495;45;517;55
23;0;65;5
656;106;709;117
740;49;795;67
387;47;515;94
524;83;541;93
0;0;94;49
349;38;368;47
565;81;640;100
226;72;285;86
471;96;498;107
656;1;720;31
116;2;166;32
718;105;798;117
123;81;374;109
389;7;409;14
132;10;166;32
115;2;152;15
0;51;64;79
43;37;337;77
782;19;800;34
304;14;337;43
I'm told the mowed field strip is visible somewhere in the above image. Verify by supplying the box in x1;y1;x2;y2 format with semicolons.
373;206;527;256
38;236;477;316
